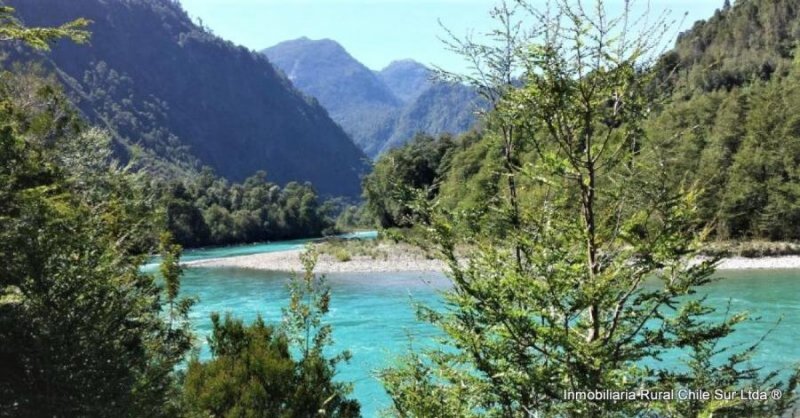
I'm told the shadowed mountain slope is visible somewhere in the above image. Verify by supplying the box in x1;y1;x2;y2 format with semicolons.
6;0;368;197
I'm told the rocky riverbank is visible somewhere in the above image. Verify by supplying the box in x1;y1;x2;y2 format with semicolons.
185;243;800;273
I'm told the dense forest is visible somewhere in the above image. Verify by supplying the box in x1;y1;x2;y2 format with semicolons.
365;0;800;242
161;168;336;248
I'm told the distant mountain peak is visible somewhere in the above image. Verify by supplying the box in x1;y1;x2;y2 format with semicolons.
263;38;478;157
381;59;429;72
263;37;403;152
378;59;434;103
268;37;352;58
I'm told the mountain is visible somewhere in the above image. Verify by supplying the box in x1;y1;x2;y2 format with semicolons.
263;38;479;157
377;59;433;103
263;37;400;156
381;82;479;154
264;37;401;113
5;0;368;198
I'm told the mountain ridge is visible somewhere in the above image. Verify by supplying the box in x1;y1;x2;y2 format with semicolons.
263;37;480;157
5;0;368;198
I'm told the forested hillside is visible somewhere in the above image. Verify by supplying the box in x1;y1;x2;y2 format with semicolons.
662;0;800;93
0;11;359;416
366;0;800;242
650;0;800;240
263;38;480;157
5;0;368;198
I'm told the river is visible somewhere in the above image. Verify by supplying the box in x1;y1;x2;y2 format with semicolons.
178;236;800;417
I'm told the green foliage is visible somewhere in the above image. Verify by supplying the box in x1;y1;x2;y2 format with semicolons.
647;58;800;241
183;248;360;418
363;133;457;228
720;75;800;240
632;0;800;241
0;5;89;50
380;1;799;417
435;130;500;210
160;232;183;303
0;67;192;416
333;247;352;262
183;314;297;417
159;232;195;341
659;0;800;93
282;248;360;416
161;168;335;248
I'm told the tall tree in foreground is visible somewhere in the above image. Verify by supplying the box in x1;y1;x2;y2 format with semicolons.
437;1;529;267
381;1;798;417
0;11;194;416
0;71;194;417
183;247;360;418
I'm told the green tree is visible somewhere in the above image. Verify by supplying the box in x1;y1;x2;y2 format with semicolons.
363;133;456;228
159;232;196;341
282;248;360;417
0;70;192;417
695;89;748;236
183;313;297;418
165;182;211;247
381;1;798;417
183;248;360;418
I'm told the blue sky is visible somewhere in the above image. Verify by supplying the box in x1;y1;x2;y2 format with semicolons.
178;0;726;72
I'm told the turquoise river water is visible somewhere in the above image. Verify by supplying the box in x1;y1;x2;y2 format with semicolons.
176;236;799;417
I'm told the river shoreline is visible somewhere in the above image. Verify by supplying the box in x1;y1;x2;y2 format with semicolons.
184;245;800;274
